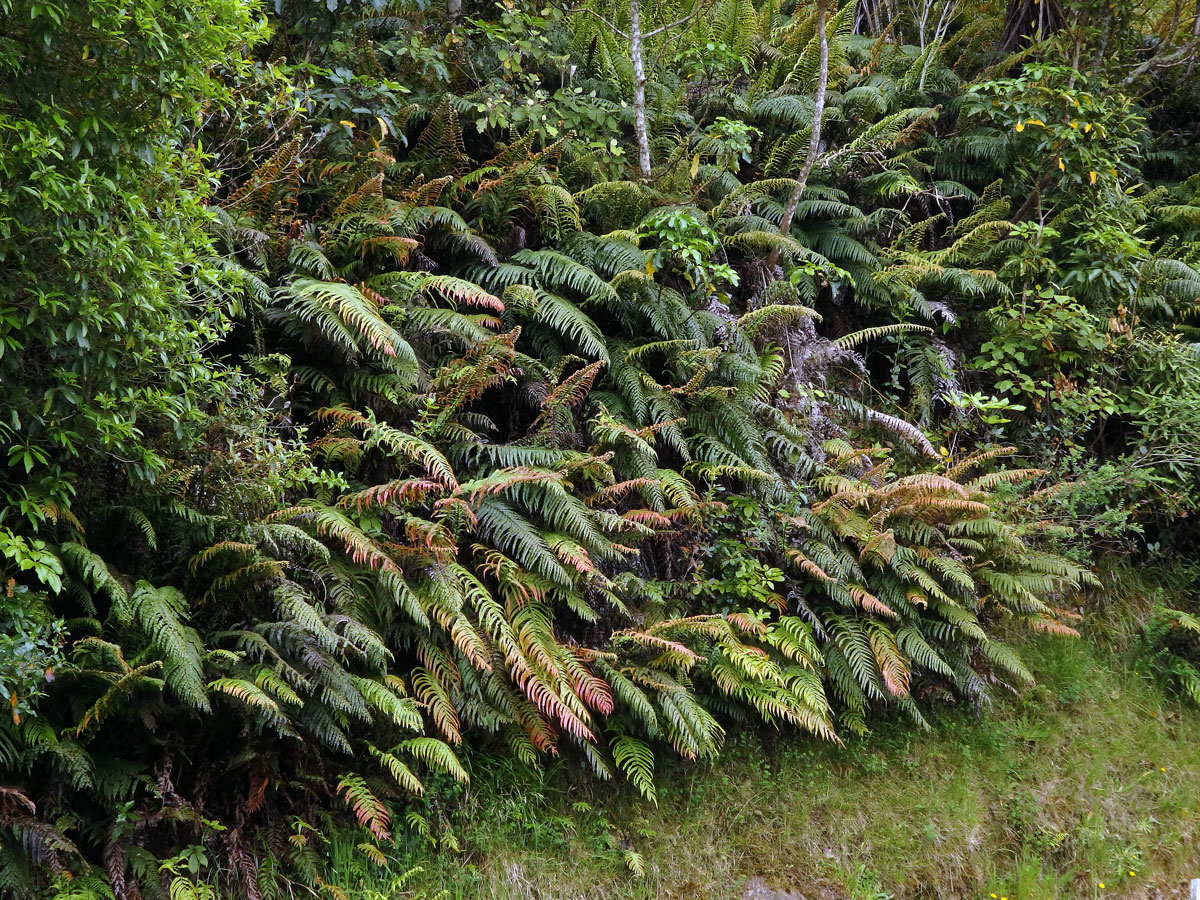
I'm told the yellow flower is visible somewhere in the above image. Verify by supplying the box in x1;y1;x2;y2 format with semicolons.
1015;123;1025;132
1161;767;1166;771
991;895;997;898
1099;883;1105;889
1058;157;1065;171
1129;871;1136;876
1084;123;1092;133
1089;171;1097;184
1070;120;1078;128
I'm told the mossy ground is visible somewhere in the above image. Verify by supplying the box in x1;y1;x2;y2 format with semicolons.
327;574;1200;900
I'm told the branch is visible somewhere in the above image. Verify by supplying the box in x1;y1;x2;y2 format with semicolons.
1124;37;1200;85
575;6;630;39
643;0;717;38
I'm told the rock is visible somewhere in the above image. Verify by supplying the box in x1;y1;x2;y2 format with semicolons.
740;876;806;900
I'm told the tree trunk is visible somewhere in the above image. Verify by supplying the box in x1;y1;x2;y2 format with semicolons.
630;0;652;181
767;0;829;272
1186;0;1200;77
999;0;1065;51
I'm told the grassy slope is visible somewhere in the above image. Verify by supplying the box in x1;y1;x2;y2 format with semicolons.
334;580;1200;900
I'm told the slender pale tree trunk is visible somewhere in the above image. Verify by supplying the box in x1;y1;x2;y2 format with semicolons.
767;0;829;272
630;0;652;181
1186;0;1200;78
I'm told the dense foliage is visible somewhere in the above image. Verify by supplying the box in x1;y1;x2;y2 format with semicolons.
2;0;1199;896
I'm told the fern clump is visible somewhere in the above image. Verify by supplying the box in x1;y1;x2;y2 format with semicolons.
13;0;1200;894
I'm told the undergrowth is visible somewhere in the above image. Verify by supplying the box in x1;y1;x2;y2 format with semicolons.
318;567;1200;900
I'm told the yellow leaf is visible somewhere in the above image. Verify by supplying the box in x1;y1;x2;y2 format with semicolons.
1057;157;1065;171
1027;118;1045;127
340;120;356;129
690;154;700;179
1089;171;1097;184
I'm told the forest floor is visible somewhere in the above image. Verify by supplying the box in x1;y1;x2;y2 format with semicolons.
336;573;1200;900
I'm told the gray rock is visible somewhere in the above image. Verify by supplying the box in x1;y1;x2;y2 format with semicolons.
740;876;808;900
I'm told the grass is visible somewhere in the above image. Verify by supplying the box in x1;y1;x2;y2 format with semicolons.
324;571;1200;900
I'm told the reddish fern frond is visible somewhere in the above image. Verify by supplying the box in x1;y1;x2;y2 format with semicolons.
246;768;269;814
860;529;897;565
448;616;493;671
847;584;898;618
564;651;614;714
338;479;444;512
337;775;391;841
472;547;548;606
546;534;601;578
333;172;387;222
313;405;371;428
868;625;910;697
458;467;561;504
727;612;769;636
944;446;1019;481
36;500;84;533
357;235;418;265
542;360;605;412
512;664;596;742
622;509;674;530
424;274;504;311
1024;617;1081;637
356;281;398;311
0;787;35;816
224;136;302;222
512;691;561;752
429;329;520;417
411;666;462;744
267;503;400;574
397;515;460;560
432;497;479;529
614;631;702;667
311;434;365;467
786;548;836;583
511;605;563;679
587;479;660;506
881;473;971;498
394;174;451;206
